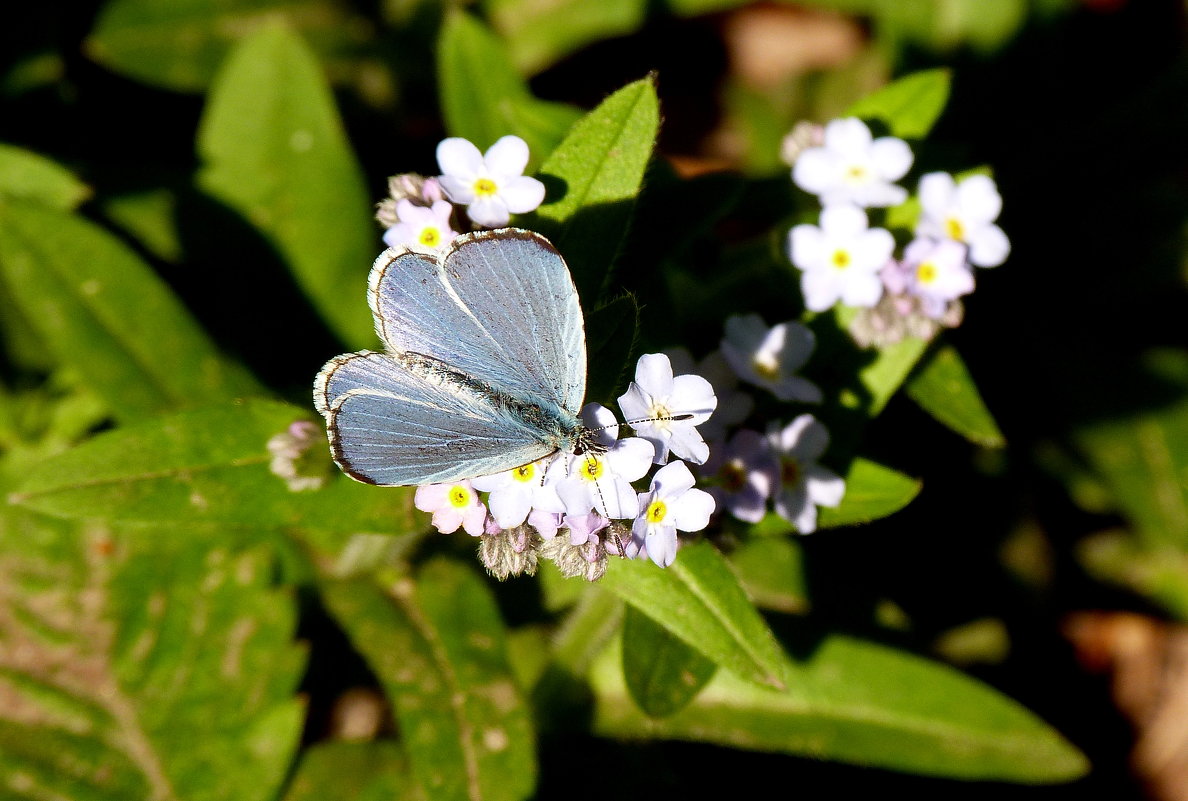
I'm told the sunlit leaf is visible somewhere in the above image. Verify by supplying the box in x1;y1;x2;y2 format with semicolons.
622;606;717;718
844;68;951;138
0;143;90;209
600;542;788;690
198;25;376;349
0;200;261;423
284;741;420;801
322;560;536;801
906;344;1005;447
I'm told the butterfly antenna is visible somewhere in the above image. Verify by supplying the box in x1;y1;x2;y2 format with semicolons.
624;413;695;426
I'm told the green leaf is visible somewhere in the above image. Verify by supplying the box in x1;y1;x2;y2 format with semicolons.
85;0;367;92
322;560;537;801
622;606;717;718
197;25;376;349
0;510;306;801
284;741;420;801
751;458;920;533
728;537;809;614
844;68;952;139
590;630;1088;783
1077;531;1188;622
0;143;90;209
600;541;788;690
906;344;1005;447
0;200;261;423
9;399;419;541
528;76;659;303
484;0;647;75
828;305;931;421
437;13;583;168
102;188;184;263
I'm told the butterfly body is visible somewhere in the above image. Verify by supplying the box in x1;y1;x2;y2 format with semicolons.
314;229;589;486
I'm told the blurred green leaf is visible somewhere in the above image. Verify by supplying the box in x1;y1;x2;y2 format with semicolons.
0;143;90;209
600;541;788;690
9;399;419;541
622;606;717;718
0;510;306;800
437;13;583;168
322;560;536;801
833;306;931;418
728;537;809;614
591;629;1088;782
584;294;639;407
906;344;1005;447
198;25;376;350
529;76;659;303
484;0;647;75
284;741;420;801
844;68;951;139
85;0;367;92
0;200;261;423
1078;531;1188;622
102;189;184;263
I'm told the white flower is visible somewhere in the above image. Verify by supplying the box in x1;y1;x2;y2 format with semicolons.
436;135;546;228
472;456;564;529
632;460;715;568
769;415;845;534
792;118;913;208
382;198;457;250
414;480;488;536
899;237;975;319
719;314;821;403
916;172;1010;267
553;404;654;519
618;353;717;465
788;205;894;312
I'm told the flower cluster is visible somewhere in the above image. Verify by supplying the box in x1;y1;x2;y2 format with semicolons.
783;117;1009;346
375;135;546;250
415;353;718;578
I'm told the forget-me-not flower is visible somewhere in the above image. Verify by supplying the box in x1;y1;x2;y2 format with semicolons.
788;204;894;312
618;353;717;466
720;314;822;402
382;198;458;251
414;480;488;536
436;135;546;228
553;404;654;520
916;172;1010;267
792;118;913;208
769;415;845;534
632;460;715;568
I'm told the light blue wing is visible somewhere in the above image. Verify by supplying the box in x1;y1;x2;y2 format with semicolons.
314;351;555;486
368;229;586;415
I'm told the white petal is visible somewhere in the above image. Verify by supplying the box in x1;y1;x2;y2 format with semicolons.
785;413;830;461
824;118;872;158
438;174;475;204
597;477;638;519
436;137;483;179
652;459;697;496
499;175;546;214
489;488;532;528
792;495;819;534
668;428;709;465
819;203;868;239
788;224;825;270
774;485;809;528
956;174;1002;224
671;373;717;420
856;181;908;208
805;464;845;508
608;438;655;481
635;352;674;398
801;270;843;312
484;135;530;176
917;172;955;218
968;224;1010;267
771;376;823;404
672;487;715;532
870;136;913;181
792;149;839;195
466;195;509;227
852;227;896;271
646;527;678;568
617;383;650;427
771;322;815;372
841;272;884;308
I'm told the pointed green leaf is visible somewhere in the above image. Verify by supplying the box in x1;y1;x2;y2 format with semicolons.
322;560;536;801
1078;532;1188;622
621;606;717;718
0;200;261;423
198;25;376;349
600;541;787;690
484;0;647;75
285;741;420;801
437;13;582;166
844;68;951;139
0;510;306;801
528;77;659;303
907;344;1005;447
85;0;366;92
9;399;418;540
0;143;90;209
591;631;1088;783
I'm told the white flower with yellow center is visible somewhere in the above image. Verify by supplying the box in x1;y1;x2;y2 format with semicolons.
788;205;894;312
900;237;974;319
792;118;913;208
631;460;715;568
413;479;487;536
472;456;565;528
719;314;822;403
382;198;458;251
916;172;1010;267
618;353;717;465
554;404;654;520
436;135;546;228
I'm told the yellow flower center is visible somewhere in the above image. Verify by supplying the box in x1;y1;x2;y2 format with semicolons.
473;177;498;197
844;164;869;184
831;249;851;270
916;261;938;285
418;227;441;248
648;402;673;433
448;485;471;508
579;456;605;481
945;216;965;241
646;499;667;524
512;463;535;483
751;355;780;382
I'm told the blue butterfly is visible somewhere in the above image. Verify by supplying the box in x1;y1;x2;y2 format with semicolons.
314;228;597;486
